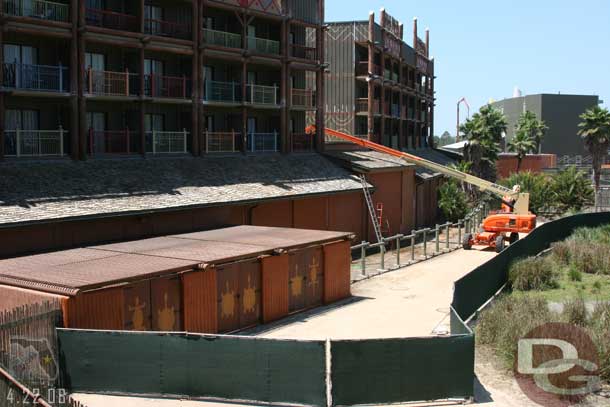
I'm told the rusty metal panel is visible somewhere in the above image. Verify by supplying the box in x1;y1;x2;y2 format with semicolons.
68;287;124;330
216;263;240;333
238;260;262;329
261;255;289;323
323;241;351;304
182;270;218;334
123;281;152;331
288;251;307;312
293;197;328;231
304;247;324;308
0;285;69;312
151;275;183;331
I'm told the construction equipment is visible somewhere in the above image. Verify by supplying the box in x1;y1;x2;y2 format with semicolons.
306;126;537;252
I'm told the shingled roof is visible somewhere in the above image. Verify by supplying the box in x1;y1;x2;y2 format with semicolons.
0;154;365;227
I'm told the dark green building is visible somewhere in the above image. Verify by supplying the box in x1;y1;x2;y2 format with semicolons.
491;94;600;157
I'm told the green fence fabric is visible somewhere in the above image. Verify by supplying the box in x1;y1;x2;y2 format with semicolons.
451;212;610;321
58;329;327;407
330;336;474;406
450;306;472;335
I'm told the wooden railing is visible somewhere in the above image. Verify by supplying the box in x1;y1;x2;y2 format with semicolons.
145;18;191;40
3;62;68;92
88;128;138;155
247;36;280;55
292;133;314;152
205;131;240;153
4;0;69;22
86;68;139;96
290;44;317;61
144;74;189;98
85;8;139;32
203;80;241;103
291;88;315;108
3;128;65;157
202;28;242;49
146;130;188;154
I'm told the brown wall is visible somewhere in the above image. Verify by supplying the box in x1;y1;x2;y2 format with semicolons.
415;177;440;229
0;285;68;312
497;154;557;179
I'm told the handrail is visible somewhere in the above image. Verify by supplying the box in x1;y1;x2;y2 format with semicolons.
4;128;65;157
3;62;68;92
205;131;240;153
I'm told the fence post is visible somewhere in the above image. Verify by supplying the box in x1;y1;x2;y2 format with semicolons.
395;235;401;266
423;229;428;258
435;224;440;254
446;223;450;249
88;67;93;94
411;231;416;261
273;130;278;152
59;62;63;92
16;128;21;157
458;220;462;248
59;125;64;156
152;130;156;154
183;128;188;153
360;242;366;276
126;127;130;154
380;243;386;271
125;68;130;96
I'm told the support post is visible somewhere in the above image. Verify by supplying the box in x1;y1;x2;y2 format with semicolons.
446;223;450;249
314;0;325;152
367;12;375;141
423;228;428;257
69;0;79;160
458;220;462;248
360;242;366;276
395;235;401;266
435;224;440;253
78;0;87;160
411;231;415;261
139;48;145;156
280;18;288;153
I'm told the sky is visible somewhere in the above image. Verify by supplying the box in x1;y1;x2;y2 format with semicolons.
325;0;609;137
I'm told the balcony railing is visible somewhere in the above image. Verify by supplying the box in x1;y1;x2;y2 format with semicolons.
291;89;315;108
356;61;382;76
391;104;400;118
205;131;240;153
292;133;313;152
4;0;69;22
355;98;380;114
290;44;317;61
203;80;241;103
146;130;188;154
144;74;189;99
86;68;139;96
144;18;191;40
4;128;65;157
202;28;242;49
88;128;139;155
247;36;280;55
3;63;68;92
245;84;278;105
247;132;278;153
86;8;139;32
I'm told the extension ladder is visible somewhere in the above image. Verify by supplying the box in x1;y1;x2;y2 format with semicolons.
359;174;384;244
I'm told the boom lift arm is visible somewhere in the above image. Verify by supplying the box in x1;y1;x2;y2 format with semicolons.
306;126;531;215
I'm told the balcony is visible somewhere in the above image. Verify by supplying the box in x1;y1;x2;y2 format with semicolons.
145;18;191;40
86;69;139;97
290;44;317;61
86;8;139;32
292;133;313;152
4;0;69;22
88;129;139;155
247;36;280;55
356;98;380;115
356;61;381;77
203;80;241;103
391;104;400;118
205;131;240;153
291;89;315;108
144;74;190;99
146;130;188;154
4;128;65;157
247;132;279;153
202;28;242;49
3;63;69;93
245;84;279;106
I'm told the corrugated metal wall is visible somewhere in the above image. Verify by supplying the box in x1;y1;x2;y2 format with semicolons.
323;241;351;304
261;254;290;323
288;0;320;24
182;269;218;334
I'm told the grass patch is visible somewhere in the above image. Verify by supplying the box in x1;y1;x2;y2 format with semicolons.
508;257;559;291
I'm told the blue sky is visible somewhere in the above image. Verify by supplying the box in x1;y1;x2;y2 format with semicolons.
325;0;609;136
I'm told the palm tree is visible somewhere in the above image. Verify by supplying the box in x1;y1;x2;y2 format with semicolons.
578;106;610;191
508;130;536;171
516;111;548;153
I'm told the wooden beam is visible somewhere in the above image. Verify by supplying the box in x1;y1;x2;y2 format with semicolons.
367;12;375;141
70;0;78;160
315;0;325;152
192;0;200;156
280;18;288;153
78;0;87;160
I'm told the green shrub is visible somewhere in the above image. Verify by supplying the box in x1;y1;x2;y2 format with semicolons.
570;242;610;275
571;225;610;245
437;179;469;222
562;297;588;326
551;166;594;213
500;171;552;214
550;241;572;265
588;302;610;381
593;281;603;291
508;257;559;291
568;266;583;282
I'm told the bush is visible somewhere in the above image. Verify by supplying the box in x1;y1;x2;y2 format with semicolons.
438;179;469;222
500;171;552;214
569;241;610;275
551;241;572;265
568;266;583;282
551;166;594;213
562;297;588;326
588;302;610;381
508;257;559;291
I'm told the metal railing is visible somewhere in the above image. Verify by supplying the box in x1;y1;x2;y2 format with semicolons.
4;0;69;22
85;8;139;31
203;80;241;103
4;128;65;157
3;62;68;92
245;83;278;105
146;130;188;154
351;202;490;277
290;44;317;60
291;88;315;108
205;131;239;153
325;133;368;144
292;132;313;152
247;132;278;153
144;18;191;39
86;68;139;96
247;36;280;55
144;74;189;98
88;128;138;155
202;28;242;49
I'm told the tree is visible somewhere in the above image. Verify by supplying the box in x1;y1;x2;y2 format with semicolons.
551;166;594;212
578;106;610;191
461;105;507;182
438;179;469;222
500;171;552;214
507;130;536;171
516;111;548;153
439;131;455;147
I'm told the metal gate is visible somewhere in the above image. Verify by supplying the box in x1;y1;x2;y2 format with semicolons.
289;247;324;313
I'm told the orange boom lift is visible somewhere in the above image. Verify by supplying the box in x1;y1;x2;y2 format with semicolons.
306;126;536;252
